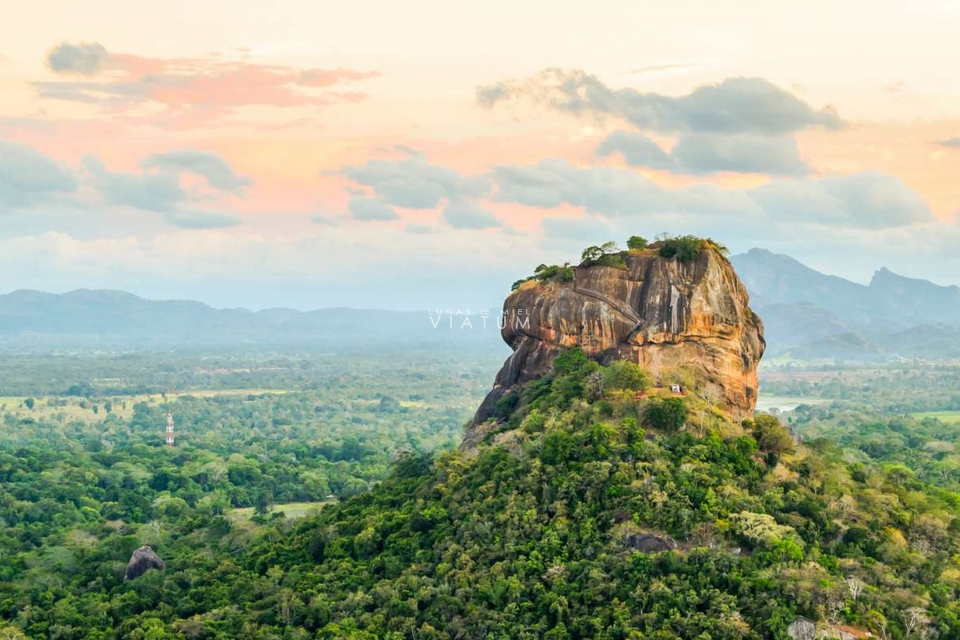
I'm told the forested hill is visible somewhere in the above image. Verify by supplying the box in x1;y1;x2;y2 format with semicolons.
0;289;502;351
37;347;949;638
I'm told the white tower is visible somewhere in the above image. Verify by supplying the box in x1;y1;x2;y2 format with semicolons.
165;411;175;447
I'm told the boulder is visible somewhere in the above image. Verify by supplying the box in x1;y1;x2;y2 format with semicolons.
124;545;165;580
787;617;817;640
624;532;678;553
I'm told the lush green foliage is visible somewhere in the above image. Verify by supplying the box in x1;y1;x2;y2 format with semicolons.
579;241;627;268
511;233;734;293
645;396;689;432
187;352;957;639
602;360;651;393
1;353;959;638
653;235;729;262
657;235;706;262
512;263;575;291
0;351;497;638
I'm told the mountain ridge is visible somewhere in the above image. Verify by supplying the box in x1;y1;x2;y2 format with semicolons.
4;250;960;359
0;288;503;351
730;248;960;359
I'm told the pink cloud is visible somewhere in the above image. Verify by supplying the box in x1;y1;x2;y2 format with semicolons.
34;45;379;127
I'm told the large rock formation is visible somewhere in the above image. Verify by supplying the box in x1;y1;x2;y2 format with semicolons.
124;545;165;580
464;246;764;449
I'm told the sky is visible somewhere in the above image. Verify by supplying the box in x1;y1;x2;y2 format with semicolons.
0;0;958;310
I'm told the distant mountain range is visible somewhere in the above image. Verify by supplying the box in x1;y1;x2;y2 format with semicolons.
731;248;960;360
3;250;960;360
0;289;504;353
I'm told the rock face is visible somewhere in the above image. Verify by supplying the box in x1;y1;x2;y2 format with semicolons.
464;246;764;449
624;532;678;553
124;545;165;580
787;617;817;640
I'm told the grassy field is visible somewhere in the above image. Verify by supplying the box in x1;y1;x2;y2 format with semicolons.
0;389;288;423
228;500;335;521
912;410;960;424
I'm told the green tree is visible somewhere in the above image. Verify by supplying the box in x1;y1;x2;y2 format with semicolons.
580;246;603;264
645;397;688;432
602;361;651;393
626;235;648;250
254;489;274;516
751;414;795;464
658;235;704;262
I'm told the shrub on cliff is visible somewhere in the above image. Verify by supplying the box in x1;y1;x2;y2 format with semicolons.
512;263;574;290
602;360;651;393
658;235;705;262
580;241;627;268
645;396;688;431
657;235;730;262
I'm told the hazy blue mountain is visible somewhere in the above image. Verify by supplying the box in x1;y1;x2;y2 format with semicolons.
731;248;960;359
732;248;874;313
4;249;960;361
0;289;506;353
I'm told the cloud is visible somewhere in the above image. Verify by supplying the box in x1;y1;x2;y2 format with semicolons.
46;42;109;75
140;150;253;192
311;214;338;225
749;172;933;228
596;131;675;171
938;137;960;148
598;130;810;176
478;70;844;134
670;133;810;176
342;149;489;209
84;156;184;211
164;210;240;229
629;63;699;76
35;43;378;126
442;202;500;229
880;81;906;95
492;158;753;216
348;196;398;221
406;223;438;234
0;140;78;211
541;215;613;241
598;131;811;176
492;157;928;231
83;150;249;228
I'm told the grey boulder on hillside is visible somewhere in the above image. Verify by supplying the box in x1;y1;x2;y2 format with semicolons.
124;545;165;580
